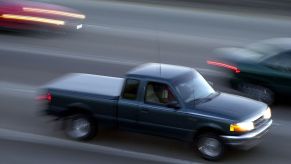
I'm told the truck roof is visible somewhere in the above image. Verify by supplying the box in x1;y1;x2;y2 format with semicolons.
126;63;195;81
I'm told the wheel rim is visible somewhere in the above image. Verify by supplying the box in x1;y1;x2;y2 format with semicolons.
198;137;222;158
68;117;90;138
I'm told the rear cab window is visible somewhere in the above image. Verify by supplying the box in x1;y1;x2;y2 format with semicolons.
122;79;140;100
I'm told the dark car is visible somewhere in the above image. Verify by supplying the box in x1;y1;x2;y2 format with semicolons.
0;0;85;31
38;63;272;161
207;38;291;104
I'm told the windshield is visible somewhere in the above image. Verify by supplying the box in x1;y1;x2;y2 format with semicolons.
174;71;215;103
247;41;283;60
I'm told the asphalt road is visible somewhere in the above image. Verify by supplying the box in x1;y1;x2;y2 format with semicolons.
1;0;291;163
0;139;166;164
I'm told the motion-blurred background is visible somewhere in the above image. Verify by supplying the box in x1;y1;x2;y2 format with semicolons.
0;0;291;163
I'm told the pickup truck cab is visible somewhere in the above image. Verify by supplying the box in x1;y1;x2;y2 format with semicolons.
39;63;272;161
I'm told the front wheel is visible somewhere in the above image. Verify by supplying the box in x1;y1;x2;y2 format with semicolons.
195;133;225;161
65;114;97;141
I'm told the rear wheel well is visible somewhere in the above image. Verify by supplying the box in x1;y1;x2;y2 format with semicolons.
64;105;93;117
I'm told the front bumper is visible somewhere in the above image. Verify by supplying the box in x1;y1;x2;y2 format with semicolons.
221;119;272;150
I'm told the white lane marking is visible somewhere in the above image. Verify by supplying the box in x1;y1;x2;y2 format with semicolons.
272;122;282;126
0;128;199;164
272;120;291;127
0;81;36;94
86;24;114;30
0;67;224;94
0;44;141;66
3;88;35;94
269;120;291;137
0;42;226;77
84;24;242;46
46;0;291;24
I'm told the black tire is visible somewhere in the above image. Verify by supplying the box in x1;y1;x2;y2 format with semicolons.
195;133;225;161
64;114;97;141
238;83;274;105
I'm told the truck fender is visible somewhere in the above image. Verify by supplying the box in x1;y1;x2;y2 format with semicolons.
65;102;94;116
193;123;225;139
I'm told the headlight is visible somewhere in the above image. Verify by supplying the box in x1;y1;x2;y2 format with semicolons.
230;121;254;132
263;107;272;119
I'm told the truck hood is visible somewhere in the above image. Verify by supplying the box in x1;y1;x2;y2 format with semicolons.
190;92;267;122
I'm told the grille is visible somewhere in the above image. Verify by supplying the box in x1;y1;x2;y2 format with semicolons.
253;115;266;128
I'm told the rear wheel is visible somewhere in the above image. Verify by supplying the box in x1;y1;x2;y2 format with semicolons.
238;83;274;105
65;114;97;141
195;133;224;161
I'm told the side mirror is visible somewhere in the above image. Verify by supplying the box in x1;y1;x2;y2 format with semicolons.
166;101;180;109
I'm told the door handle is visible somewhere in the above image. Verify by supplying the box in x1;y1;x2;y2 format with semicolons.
141;108;149;113
188;117;197;122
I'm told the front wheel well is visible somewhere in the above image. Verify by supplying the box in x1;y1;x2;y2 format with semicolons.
194;127;224;141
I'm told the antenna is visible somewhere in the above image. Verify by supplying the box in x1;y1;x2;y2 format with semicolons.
154;25;162;77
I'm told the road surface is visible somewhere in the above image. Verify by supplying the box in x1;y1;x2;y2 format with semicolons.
0;0;291;163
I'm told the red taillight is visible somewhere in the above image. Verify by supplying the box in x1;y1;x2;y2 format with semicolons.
207;60;240;74
37;93;52;102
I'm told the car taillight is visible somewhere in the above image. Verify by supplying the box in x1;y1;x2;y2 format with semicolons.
207;60;240;74
37;93;52;102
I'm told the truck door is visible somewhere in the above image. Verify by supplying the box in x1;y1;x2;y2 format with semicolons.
118;78;141;129
138;81;191;139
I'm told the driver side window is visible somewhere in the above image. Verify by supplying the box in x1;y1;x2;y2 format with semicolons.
145;82;176;105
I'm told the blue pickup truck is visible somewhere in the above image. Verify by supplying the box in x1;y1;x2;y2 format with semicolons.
39;63;272;161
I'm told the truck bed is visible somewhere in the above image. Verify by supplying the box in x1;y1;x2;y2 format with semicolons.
45;73;124;100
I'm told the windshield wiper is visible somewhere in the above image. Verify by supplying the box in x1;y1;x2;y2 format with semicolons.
207;91;220;99
193;92;219;104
